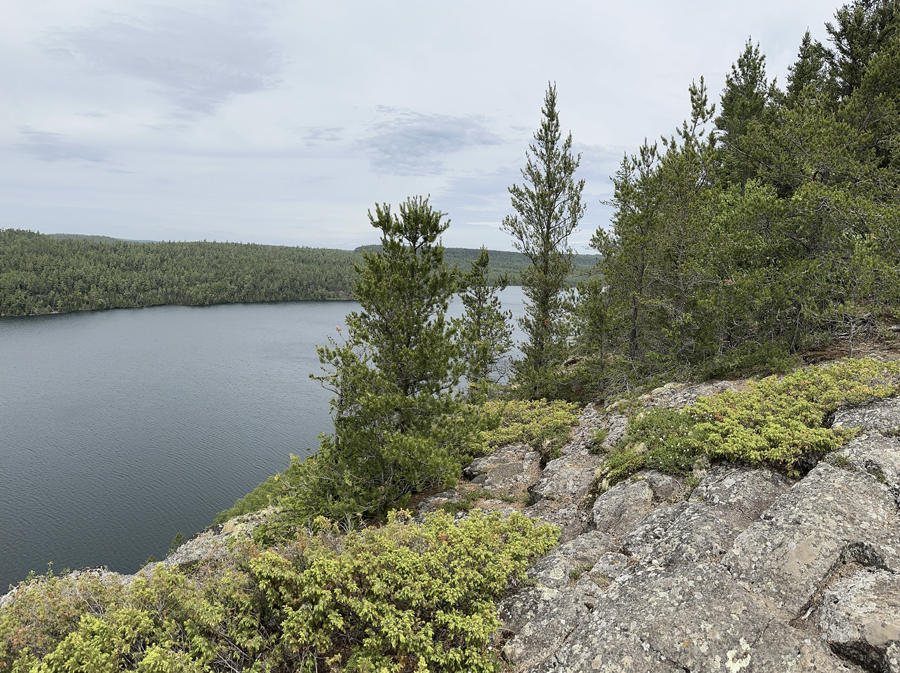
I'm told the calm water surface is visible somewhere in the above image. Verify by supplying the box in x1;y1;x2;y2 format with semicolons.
0;288;525;589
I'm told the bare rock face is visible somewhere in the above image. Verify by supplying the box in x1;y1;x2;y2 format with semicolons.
834;398;900;435
627;466;791;567
536;563;857;673
723;459;899;617
400;380;900;672
591;471;687;539
464;443;543;498
161;508;273;570
820;570;900;672
524;446;603;542
481;383;900;673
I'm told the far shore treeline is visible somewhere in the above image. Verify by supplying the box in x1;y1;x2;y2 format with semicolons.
0;229;599;317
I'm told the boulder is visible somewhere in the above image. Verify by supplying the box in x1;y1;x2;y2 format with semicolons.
724;455;900;617
820;569;900;673
529;563;857;673
591;470;687;540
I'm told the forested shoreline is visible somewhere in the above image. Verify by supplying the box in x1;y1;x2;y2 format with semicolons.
3;1;900;671
0;230;588;317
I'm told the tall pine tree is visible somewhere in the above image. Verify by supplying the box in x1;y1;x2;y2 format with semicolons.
503;83;584;399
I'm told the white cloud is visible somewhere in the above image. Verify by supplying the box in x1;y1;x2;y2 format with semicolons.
361;109;504;176
15;126;106;162
44;4;284;116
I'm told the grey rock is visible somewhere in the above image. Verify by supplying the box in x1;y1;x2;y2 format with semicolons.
591;479;655;538
163;508;271;569
888;643;900;673
416;488;466;514
631;466;791;567
527;530;617;589
602;414;629;450
834;398;900;435
591;471;686;539
464;444;543;498
724;456;900;617
638;379;744;411
497;585;561;636
820;569;900;672
837;433;900;491
521;499;590;543
587;552;630;588
563;403;607;455
504;582;596;670
621;501;690;561
529;449;602;505
531;563;856;673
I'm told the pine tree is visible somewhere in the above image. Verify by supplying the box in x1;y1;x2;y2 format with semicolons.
281;197;465;522
715;39;771;192
502;83;584;399
786;30;829;106
456;246;513;396
825;0;899;100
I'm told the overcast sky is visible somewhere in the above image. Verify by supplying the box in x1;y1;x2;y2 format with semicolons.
2;1;839;251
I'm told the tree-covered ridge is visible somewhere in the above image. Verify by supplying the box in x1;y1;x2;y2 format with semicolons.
0;230;359;316
355;245;600;285
0;230;591;318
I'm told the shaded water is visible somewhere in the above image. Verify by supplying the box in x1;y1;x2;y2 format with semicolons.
0;288;525;590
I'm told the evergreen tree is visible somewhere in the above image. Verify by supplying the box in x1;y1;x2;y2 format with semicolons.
502;83;585;399
786;30;829;106
591;141;662;362
456;246;513;396
281;197;465;522
825;0;899;100
714;39;771;192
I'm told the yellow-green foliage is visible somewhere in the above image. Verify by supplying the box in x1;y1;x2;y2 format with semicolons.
468;399;579;462
599;358;900;487
1;511;556;673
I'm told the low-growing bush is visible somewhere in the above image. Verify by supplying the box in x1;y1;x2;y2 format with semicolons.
468;399;580;463
597;358;900;489
1;511;557;673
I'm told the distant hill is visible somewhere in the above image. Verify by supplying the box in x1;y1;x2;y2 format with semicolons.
0;230;601;317
46;233;157;244
355;245;600;284
1;230;358;317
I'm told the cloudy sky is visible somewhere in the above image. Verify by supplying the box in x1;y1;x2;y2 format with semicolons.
2;1;839;251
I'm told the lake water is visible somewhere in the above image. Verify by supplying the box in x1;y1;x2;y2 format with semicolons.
0;288;525;590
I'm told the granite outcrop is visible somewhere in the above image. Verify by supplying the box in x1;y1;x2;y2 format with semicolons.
418;378;900;672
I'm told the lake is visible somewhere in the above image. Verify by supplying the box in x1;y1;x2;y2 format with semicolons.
0;288;526;590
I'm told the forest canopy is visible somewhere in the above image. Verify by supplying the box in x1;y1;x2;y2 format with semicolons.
0;231;586;317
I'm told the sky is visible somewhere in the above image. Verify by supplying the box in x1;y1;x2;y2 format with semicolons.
1;1;840;251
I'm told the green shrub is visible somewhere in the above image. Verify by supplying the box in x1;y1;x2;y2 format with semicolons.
468;399;579;463
596;358;900;488
1;511;557;673
252;510;557;672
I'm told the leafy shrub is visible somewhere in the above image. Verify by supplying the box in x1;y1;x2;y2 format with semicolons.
1;511;557;673
468;399;580;463
597;358;900;488
252;510;557;672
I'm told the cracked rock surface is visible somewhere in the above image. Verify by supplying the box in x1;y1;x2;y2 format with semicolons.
442;379;900;673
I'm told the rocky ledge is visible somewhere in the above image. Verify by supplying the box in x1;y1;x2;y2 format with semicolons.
415;378;900;673
10;377;898;672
